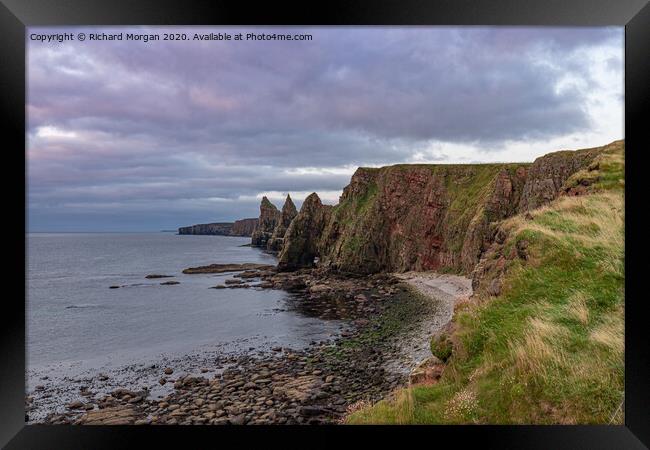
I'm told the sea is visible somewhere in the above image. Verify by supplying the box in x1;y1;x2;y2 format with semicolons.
26;232;344;399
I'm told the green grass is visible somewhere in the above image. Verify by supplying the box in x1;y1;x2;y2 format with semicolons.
441;164;523;255
430;334;453;362
347;143;624;425
342;235;364;256
355;181;378;214
321;286;434;361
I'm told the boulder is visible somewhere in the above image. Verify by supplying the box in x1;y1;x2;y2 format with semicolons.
409;356;444;385
76;406;137;425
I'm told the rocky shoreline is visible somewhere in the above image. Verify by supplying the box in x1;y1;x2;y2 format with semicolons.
27;265;462;425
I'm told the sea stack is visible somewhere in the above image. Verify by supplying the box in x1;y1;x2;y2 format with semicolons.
277;193;332;271
267;194;298;252
250;196;282;248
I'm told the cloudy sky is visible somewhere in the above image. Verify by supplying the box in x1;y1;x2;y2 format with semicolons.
27;26;623;232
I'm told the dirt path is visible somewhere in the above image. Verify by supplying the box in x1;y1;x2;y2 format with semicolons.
384;272;473;374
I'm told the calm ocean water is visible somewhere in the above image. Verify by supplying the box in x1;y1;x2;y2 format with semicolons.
26;233;343;372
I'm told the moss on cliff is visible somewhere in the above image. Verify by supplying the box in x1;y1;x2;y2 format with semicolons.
346;141;625;425
438;164;519;255
314;163;532;274
355;180;378;213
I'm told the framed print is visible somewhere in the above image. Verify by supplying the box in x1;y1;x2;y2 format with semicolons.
1;0;648;448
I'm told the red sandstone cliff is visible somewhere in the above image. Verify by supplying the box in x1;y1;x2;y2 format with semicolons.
231;218;258;237
277;141;619;274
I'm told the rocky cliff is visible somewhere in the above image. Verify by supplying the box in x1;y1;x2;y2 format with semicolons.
250;195;298;251
277;193;332;270
231;218;258;237
277;141;618;274
251;197;282;247
178;222;234;235
267;195;298;251
517;145;604;211
178;218;257;236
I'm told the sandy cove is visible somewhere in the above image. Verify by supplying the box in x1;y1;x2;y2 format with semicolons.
384;272;473;375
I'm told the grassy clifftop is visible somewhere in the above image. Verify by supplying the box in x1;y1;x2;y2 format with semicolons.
347;141;624;424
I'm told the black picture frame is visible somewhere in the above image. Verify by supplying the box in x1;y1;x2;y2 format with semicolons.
2;0;648;447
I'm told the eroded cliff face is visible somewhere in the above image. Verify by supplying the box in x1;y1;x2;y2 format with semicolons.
472;139;625;294
231;218;258;237
517;145;605;212
315;163;530;274
178;219;258;237
251;197;282;247
267;195;298;251
278;141;617;274
251;195;299;252
277;193;332;271
178;222;233;235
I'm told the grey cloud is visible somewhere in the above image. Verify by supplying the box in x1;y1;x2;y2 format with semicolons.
26;26;623;230
29;27;621;144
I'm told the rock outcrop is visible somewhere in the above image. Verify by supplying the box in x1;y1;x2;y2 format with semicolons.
277;193;332;271
231;218;258;237
277;141;618;274
182;263;276;274
471;139;624;294
250;197;282;247
517;145;604;212
313;164;531;274
178;222;234;235
178;218;258;237
267;195;298;251
251;195;299;252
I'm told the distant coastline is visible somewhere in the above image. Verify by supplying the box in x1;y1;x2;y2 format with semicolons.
178;218;257;237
